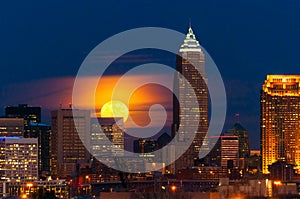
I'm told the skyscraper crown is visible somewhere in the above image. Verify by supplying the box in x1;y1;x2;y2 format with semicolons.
179;26;202;52
262;75;300;96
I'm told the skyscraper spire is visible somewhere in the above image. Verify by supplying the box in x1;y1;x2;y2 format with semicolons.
235;113;240;123
179;24;201;52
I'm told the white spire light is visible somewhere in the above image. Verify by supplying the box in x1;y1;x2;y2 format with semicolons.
179;26;202;52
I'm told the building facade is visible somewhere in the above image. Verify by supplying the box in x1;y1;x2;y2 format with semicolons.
199;133;239;168
5;104;41;136
0;137;38;182
0;118;24;137
51;109;90;178
173;26;208;171
261;75;300;174
28;122;51;177
220;134;239;168
90;117;124;158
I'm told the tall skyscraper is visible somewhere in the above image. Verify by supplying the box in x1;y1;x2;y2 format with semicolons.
0;137;38;182
173;26;208;171
51;109;90;178
261;75;300;174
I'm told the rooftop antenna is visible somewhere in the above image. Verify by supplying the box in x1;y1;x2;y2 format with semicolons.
189;18;192;28
235;113;240;123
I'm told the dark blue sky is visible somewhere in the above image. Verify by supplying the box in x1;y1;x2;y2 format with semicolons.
1;0;300;149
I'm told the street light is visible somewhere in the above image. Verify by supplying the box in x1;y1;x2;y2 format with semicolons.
258;181;262;197
274;180;282;196
171;185;176;192
26;183;33;195
85;175;90;183
274;181;282;185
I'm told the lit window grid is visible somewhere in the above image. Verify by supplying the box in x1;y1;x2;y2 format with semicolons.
0;138;38;182
261;75;300;174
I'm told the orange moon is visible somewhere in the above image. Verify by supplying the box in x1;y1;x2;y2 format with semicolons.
100;100;129;122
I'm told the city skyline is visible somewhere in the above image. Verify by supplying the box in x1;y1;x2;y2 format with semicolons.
1;1;300;198
1;1;300;149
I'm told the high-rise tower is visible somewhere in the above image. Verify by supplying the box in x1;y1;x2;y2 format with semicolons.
173;26;208;171
51;109;90;178
261;75;300;174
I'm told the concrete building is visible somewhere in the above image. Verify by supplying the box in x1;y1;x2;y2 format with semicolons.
220;134;239;168
0;137;38;182
51;109;90;178
0;118;24;137
90;117;124;158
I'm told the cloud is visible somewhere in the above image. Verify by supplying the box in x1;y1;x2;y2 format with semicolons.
0;74;173;129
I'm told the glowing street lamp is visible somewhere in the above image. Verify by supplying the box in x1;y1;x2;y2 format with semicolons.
26;183;33;193
85;175;90;183
274;180;282;196
171;185;176;192
274;181;282;185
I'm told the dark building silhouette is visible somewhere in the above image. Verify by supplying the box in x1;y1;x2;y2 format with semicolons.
133;139;158;154
228;122;250;158
157;133;172;148
28;122;51;177
5;104;41;124
5;104;41;136
245;150;262;175
268;161;294;182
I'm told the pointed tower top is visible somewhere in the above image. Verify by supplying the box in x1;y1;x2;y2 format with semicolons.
179;25;201;52
188;26;193;35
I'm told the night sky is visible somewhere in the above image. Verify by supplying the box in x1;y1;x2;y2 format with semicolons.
1;0;300;149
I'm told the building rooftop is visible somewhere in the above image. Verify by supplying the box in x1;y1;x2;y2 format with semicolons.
229;123;247;131
179;26;202;53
